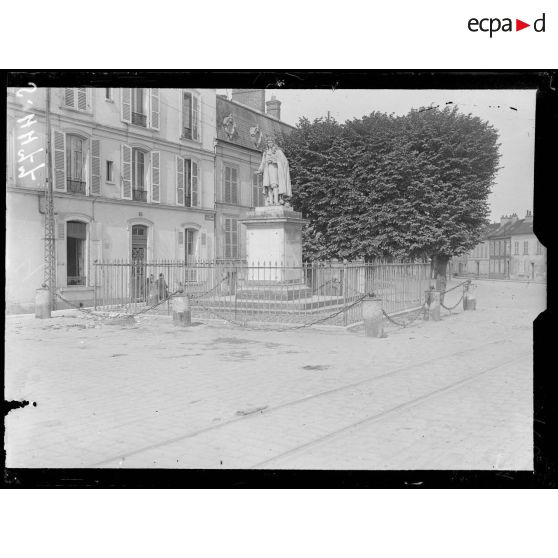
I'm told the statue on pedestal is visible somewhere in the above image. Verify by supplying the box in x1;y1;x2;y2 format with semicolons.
257;137;292;207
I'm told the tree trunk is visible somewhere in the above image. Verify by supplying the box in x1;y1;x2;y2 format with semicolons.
432;254;450;303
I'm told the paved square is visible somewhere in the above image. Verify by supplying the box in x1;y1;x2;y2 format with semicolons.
5;280;544;469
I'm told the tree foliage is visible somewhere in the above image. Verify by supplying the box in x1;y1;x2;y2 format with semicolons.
283;107;501;272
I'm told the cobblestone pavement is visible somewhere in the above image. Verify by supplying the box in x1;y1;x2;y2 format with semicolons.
5;280;544;470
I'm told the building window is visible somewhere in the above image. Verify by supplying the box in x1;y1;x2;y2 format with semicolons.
63;88;89;111
132;148;146;201
66;221;87;286
176;157;200;207
182;91;200;140
106;160;113;182
224;165;238;204
523;241;529;255
252;171;265;207
66;135;86;194
514;241;519;255
132;88;147;127
224;217;239;259
536;241;543;255
105;88;112;101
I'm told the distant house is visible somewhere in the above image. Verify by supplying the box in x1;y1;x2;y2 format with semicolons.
452;223;499;277
487;214;519;279
509;211;546;281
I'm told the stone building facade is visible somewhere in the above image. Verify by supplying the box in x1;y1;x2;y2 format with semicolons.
451;211;546;282
509;211;546;281
214;89;295;261
6;86;217;313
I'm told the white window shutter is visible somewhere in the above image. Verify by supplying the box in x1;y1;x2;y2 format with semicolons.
57;221;65;240
121;88;131;123
232;167;238;204
53;130;66;191
176;156;184;205
191;161;199;207
150;88;160;130
77;88;87;111
233;220;239;258
90;139;101;195
121;144;132;200
178;231;184;245
64;88;75;108
151;151;160;203
193;95;200;140
224;218;231;259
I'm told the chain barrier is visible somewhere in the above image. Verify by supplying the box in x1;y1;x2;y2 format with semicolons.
440;293;465;312
381;307;425;328
193;294;368;333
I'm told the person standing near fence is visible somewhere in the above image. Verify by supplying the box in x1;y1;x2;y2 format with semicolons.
156;273;168;302
147;274;157;305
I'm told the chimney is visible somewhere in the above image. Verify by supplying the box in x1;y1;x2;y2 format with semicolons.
500;213;519;227
266;94;281;120
524;210;533;222
231;89;265;112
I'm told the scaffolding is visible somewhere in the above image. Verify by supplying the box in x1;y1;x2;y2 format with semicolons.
43;87;56;310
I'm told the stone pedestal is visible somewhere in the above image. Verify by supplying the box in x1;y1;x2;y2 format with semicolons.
238;206;310;299
241;206;307;282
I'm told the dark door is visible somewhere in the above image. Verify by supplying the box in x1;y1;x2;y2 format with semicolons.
131;225;148;300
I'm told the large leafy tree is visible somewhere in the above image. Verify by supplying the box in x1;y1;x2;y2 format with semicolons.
283;106;501;289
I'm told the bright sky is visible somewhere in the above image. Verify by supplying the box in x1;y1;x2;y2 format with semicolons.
223;89;536;223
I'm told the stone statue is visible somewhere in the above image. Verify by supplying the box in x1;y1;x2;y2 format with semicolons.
257;137;292;206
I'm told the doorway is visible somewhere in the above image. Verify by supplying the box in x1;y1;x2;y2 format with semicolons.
131;225;148;300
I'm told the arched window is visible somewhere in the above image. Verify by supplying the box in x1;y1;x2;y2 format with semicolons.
66;220;87;285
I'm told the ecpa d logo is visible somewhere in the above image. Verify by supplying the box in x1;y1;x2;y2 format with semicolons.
468;13;546;37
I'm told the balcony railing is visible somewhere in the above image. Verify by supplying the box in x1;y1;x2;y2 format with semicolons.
67;179;86;194
132;189;147;202
132;112;147;127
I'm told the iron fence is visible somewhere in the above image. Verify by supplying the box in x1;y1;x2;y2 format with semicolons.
93;260;432;326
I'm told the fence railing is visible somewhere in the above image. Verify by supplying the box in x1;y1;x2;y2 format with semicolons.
93;260;432;326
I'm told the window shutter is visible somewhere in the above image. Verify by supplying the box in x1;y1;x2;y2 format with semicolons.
53;130;66;191
224;166;231;203
90;139;101;195
224;218;231;259
178;231;184;245
232;220;239;259
121;144;132;200
121;88;131;123
150;88;160;130
191;161;199;207
57;221;65;240
151;151;160;203
77;88;87;111
232;168;238;204
193;95;200;140
176;156;184;205
64;88;75;108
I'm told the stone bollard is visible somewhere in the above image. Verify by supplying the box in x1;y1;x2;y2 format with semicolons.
463;283;477;311
35;285;51;319
362;296;384;338
429;290;441;321
172;296;191;326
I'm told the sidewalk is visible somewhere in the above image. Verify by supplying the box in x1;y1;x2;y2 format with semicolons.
5;280;545;469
